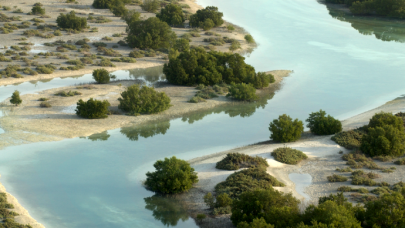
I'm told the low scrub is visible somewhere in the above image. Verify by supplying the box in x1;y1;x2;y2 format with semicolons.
215;166;284;199
271;147;308;165
331;129;365;149
215;153;268;170
55;90;82;97
395;158;405;165
327;174;348;182
40;101;51;108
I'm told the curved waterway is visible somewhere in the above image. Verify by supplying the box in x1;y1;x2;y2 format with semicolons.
1;0;405;227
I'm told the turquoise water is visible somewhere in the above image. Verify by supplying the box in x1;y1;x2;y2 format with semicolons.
1;0;405;227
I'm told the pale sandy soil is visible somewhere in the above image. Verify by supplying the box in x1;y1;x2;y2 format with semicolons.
0;0;256;86
181;96;405;227
0;175;44;228
0;70;291;150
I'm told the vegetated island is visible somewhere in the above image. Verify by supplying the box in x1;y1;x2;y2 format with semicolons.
141;96;405;228
0;0;256;86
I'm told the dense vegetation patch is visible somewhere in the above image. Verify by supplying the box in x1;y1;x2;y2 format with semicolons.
226;83;257;101
145;156;198;194
10;90;22;106
92;68;115;84
326;0;405;19
75;98;111;119
361;124;405;157
156;4;184;27
118;84;171;115
56;11;87;30
271;147;308;165
215;167;284;199
164;47;272;87
306;110;342;135
269;114;304;143
189;6;224;28
215;153;268;170
126;17;176;49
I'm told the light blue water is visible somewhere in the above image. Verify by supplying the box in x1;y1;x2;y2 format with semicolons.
1;0;405;227
289;173;312;200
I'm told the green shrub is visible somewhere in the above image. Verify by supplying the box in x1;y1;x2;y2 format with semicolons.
237;218;274;228
126;17;176;49
271;147;308;165
92;0;130;9
395;158;405;165
327;174;348;182
111;3;128;17
76;98;110;119
92;69;113;84
189;6;224;28
231;188;300;228
202;18;215;31
337;186;353;192
141;0;160;13
38;98;48;101
195;87;218;99
31;5;45;15
56;11;87;30
226;83;257;101
363;192;405;227
156;4;184;27
118;84;171;115
55;90;82;97
360;125;405;157
244;34;255;44
97;58;115;67
369;112;404;131
215;153;268;170
36;64;56;74
196;214;206;223
229;40;241;51
203;192;215;209
189;96;206;103
374;155;393;162
213;206;232;215
351;175;377;186
336;167;353;172
306;110;342;135
10;90;22;105
145;156;198;194
269;114;304;143
331;129;365;149
215;167;284;199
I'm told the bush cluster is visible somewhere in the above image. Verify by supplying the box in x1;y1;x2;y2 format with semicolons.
156;4;184;27
56;11;87;30
331;129;365;149
164;47;271;87
126;17;176;49
306;110;342;135
215;153;269;170
75;98;111;119
118;84;171;115
189;6;224;28
327;0;405;19
271;147;308;165
269;114;304;143
145;156;198;194
226;83;257;101
215;167;285;199
92;68;114;84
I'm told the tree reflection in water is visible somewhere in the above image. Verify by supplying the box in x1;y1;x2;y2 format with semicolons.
87;131;111;141
120;120;170;141
144;195;189;227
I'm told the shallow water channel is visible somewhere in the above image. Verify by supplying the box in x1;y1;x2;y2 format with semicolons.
1;0;405;227
289;173;312;200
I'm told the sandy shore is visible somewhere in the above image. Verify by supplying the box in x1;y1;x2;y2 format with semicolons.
182;96;405;226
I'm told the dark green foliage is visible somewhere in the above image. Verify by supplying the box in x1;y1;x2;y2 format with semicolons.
364;191;405;227
189;6;224;28
164;47;264;86
126;17;176;49
395;158;405;165
141;0;160;13
56;11;87;30
369;112;404;131
36;64;56;74
327;174;348;182
215;193;232;208
331;129;365;149
203;192;215;209
336;167;353;172
145;156;198;194
360;125;405;157
215;153;269;170
271;147;308;165
111;3;128;17
121;10;140;24
269;114;304;143
215;167;285;199
226;83;257;101
303;200;362;228
342;151;381;169
31;5;45;15
75;98;110;119
118;84;171;115
92;68;113;84
306;110;342;135
10;90;22;105
251;72;272;89
202;18;214;31
196;214;206;223
237;218;274;228
156;4;184;27
92;0;130;9
173;38;189;52
231;188;300;228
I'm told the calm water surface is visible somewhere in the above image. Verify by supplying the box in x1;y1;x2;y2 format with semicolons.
1;0;405;227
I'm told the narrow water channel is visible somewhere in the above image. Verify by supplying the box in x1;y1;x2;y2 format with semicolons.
1;0;405;227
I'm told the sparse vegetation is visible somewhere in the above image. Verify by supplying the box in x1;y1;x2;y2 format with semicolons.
327;174;348;182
